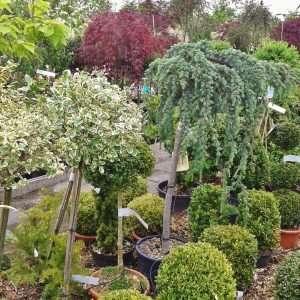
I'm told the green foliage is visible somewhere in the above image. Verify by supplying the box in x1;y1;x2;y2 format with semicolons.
270;162;300;189
83;136;154;194
275;251;300;300
6;189;87;298
102;289;151;300
201;225;258;289
156;242;236;300
254;41;299;68
188;184;231;240
274;189;300;229
227;25;252;52
237;189;281;251
76;191;99;235
127;194;164;236
209;40;232;51
121;177;148;207
146;41;295;191
270;122;300;151
242;134;270;189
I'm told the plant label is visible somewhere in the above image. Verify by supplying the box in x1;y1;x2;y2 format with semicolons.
34;248;39;257
118;208;148;229
69;172;75;182
92;187;100;194
268;102;286;114
283;155;300;163
0;205;16;210
72;275;100;285
266;86;274;99
236;291;244;300
176;153;189;172
36;69;56;78
266;119;276;137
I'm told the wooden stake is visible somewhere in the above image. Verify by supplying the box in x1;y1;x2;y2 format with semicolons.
117;193;124;273
0;188;12;266
63;160;83;299
162;122;182;255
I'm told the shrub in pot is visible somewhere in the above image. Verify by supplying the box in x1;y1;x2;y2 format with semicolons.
121;177;148;207
156;242;236;299
127;194;164;239
270;161;300;190
201;225;258;290
275;250;300;300
101;289;151;300
188;184;234;240
75;191;100;243
237;189;281;268
274;189;300;249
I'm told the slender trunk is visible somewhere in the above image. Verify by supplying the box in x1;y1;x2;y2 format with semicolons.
63;160;83;299
48;170;74;259
0;188;12;266
162;122;182;255
117;193;124;273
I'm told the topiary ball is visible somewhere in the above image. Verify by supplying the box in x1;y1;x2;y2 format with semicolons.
188;184;227;240
76;191;99;235
127;194;164;236
101;289;151;300
274;189;300;229
156;242;236;299
237;189;281;251
275;251;300;300
270;122;300;151
270;162;300;189
201;225;258;290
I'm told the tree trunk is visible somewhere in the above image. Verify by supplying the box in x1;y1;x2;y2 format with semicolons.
48;170;74;259
63;160;83;299
162;122;182;255
117;193;124;273
0;188;12;266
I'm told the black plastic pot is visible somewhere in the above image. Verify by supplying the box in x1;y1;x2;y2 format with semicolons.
228;213;238;225
228;195;239;207
157;181;191;213
136;235;186;286
89;238;134;267
23;170;47;180
256;250;272;268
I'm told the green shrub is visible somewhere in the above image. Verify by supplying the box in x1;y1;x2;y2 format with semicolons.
254;41;299;68
209;40;232;51
237;189;281;251
127;194;164;236
102;289;151;300
201;225;258;289
275;251;300;300
121;177;148;207
6;190;87;298
156;242;236;300
76;191;100;235
270;162;300;189
188;184;229;240
274;189;300;229
243;135;270;189
270;122;300;151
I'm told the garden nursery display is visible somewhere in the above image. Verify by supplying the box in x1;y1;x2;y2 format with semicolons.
0;0;300;299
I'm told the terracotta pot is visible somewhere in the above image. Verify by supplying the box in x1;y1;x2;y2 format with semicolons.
132;230;142;241
280;229;300;249
74;232;96;246
88;268;151;299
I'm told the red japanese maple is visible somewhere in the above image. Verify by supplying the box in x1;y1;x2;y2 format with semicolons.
273;18;300;52
77;11;172;84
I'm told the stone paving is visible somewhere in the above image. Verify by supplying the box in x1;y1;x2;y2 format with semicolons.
6;143;171;232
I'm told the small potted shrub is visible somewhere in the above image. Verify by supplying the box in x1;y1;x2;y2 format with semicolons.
274;189;300;249
201;225;258;290
275;250;300;300
237;189;281;268
188;184;236;240
127;194;164;241
75;191;99;245
156;242;236;299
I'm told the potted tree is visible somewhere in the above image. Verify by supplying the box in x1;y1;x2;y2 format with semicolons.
274;189;300;249
135;40;293;279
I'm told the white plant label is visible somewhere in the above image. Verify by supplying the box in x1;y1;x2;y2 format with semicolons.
92;187;100;194
69;172;75;182
34;248;39;258
266;86;274;99
118;208;148;229
0;205;16;210
266;119;276;137
236;291;244;300
72;275;100;285
36;69;56;78
283;155;300;163
268;102;286;114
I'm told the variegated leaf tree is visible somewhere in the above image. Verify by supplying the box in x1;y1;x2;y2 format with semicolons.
146;41;296;254
0;63;64;266
46;70;141;295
